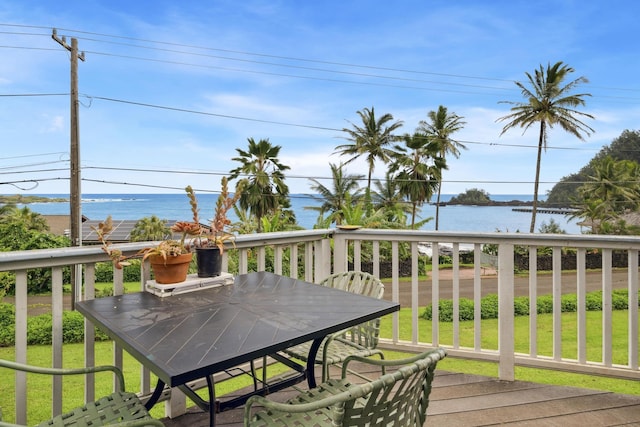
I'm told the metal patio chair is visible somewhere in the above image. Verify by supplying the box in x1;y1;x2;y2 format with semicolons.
0;359;163;427
245;347;447;427
281;271;386;382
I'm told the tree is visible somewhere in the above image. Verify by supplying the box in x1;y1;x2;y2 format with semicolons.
497;61;594;233
390;132;446;228
130;215;171;242
0;205;49;232
569;156;640;233
306;163;364;225
335;106;403;205
230;138;291;233
448;188;491;204
371;172;411;225
417;105;466;230
547;130;640;206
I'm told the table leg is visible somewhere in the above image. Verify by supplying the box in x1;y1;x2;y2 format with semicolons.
145;379;166;410
306;337;323;389
206;375;215;427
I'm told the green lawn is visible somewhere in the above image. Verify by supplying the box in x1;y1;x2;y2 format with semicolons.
379;308;640;396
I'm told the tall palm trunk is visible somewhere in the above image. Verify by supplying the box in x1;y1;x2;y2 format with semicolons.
411;202;417;229
530;121;546;233
435;183;442;230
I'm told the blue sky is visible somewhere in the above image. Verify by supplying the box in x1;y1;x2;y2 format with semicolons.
1;0;639;196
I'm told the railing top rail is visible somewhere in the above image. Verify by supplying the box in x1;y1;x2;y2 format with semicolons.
3;228;640;272
335;228;640;249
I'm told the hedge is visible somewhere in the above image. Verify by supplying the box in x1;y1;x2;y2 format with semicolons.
0;303;110;346
422;289;638;322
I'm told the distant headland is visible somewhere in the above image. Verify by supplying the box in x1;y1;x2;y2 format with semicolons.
0;195;68;204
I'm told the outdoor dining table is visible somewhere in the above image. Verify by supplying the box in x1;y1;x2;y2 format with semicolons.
76;271;400;427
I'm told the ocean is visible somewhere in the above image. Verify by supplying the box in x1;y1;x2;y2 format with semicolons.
22;193;583;234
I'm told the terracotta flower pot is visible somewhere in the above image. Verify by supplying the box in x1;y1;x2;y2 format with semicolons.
148;253;192;284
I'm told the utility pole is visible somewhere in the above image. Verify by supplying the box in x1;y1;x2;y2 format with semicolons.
52;29;85;307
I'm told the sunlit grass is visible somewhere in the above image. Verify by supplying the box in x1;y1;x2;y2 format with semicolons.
379;308;640;395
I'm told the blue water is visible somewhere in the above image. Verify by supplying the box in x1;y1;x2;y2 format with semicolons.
22;193;583;234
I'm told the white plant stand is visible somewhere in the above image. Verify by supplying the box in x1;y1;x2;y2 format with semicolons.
145;272;234;297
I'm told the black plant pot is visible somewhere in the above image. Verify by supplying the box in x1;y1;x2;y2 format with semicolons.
196;247;222;278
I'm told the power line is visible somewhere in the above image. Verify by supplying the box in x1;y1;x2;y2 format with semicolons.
87;95;339;131
2;23;640;98
0;93;67;97
0;152;68;160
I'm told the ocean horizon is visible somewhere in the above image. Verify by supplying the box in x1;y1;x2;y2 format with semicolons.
21;193;584;234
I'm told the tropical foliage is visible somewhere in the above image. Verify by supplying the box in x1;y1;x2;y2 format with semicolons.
129;215;170;242
548;130;640;207
448;188;491;204
0;206;69;294
306;163;364;226
336;106;403;204
390;132;446;228
568;156;640;234
230;137;291;233
417;105;466;230
497;61;594;233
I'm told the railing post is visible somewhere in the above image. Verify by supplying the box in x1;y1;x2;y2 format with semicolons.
333;232;347;274
498;243;515;381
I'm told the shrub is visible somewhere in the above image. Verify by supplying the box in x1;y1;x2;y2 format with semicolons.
94;260;141;283
513;297;530;316
421;289;640;322
0;303;110;346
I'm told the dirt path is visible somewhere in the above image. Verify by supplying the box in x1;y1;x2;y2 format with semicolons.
390;268;632;307
6;268;631;316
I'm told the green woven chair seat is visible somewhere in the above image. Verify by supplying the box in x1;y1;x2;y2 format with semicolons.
245;348;447;427
36;391;156;427
0;359;163;427
284;337;383;365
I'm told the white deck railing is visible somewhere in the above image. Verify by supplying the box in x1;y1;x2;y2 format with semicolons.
1;229;638;423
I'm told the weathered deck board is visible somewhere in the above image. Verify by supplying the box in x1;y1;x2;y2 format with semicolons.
160;366;640;426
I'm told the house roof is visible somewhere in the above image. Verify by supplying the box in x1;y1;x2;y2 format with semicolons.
81;219;188;243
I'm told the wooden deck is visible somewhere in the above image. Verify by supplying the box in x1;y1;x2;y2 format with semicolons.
159;362;640;426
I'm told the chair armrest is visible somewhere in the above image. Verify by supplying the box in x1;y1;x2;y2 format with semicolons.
244;380;373;424
0;359;127;392
341;347;447;378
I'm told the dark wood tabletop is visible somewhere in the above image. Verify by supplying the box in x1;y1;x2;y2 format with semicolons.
76;271;400;388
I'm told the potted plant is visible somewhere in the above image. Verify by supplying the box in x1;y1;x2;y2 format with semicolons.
185;177;242;277
94;217;199;284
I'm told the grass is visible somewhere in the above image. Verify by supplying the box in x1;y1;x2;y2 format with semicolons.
379;308;640;396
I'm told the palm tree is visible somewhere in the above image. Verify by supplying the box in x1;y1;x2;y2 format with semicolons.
0;205;49;232
130;215;171;242
418;105;466;230
570;156;640;233
335;106;403;205
306;163;364;225
497;61;594;233
582;156;640;214
371;172;412;225
229;137;291;233
390;132;446;228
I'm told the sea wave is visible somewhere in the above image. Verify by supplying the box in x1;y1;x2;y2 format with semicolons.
82;198;146;203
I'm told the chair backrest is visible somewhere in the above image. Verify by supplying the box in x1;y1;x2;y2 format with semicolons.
340;348;445;426
318;271;384;299
319;271;384;349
